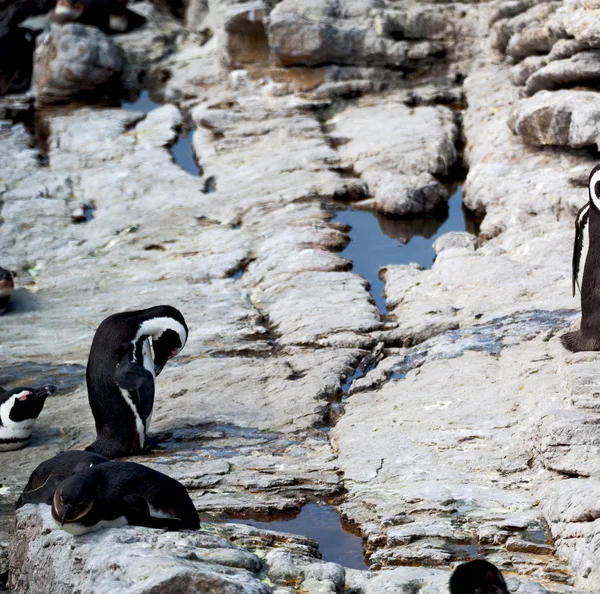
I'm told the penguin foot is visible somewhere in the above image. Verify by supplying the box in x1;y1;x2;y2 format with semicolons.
561;331;600;352
144;431;173;451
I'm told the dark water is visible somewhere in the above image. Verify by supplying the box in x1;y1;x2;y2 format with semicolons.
121;91;200;176
333;186;474;313
122;90;160;114
238;502;367;570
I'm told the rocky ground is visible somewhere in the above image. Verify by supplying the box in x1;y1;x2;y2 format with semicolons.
2;0;600;592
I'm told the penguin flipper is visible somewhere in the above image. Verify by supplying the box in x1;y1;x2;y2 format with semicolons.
123;494;182;530
114;353;155;421
573;203;590;297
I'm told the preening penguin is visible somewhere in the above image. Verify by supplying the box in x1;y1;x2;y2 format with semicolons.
85;305;188;458
0;385;56;451
563;164;600;351
0;268;14;315
16;450;110;508
449;560;509;594
51;461;199;535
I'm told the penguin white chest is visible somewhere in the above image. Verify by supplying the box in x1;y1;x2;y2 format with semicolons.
0;397;35;451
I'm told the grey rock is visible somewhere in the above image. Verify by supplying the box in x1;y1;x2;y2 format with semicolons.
506;21;557;62
223;2;270;68
33;24;123;105
508;89;600;149
524;50;600;95
330;103;456;216
9;505;269;594
432;232;479;256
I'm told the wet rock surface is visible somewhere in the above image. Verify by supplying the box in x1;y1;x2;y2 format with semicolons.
2;0;600;593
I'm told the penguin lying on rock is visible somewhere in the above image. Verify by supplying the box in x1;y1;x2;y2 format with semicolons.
86;305;188;459
0;268;14;315
51;461;199;534
0;385;56;451
16;450;110;508
563;164;600;351
449;560;509;594
50;0;146;34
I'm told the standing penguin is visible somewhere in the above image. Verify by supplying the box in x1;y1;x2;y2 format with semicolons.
0;268;14;315
16;450;110;508
85;305;188;458
563;164;600;351
0;385;56;451
51;461;199;535
449;560;509;594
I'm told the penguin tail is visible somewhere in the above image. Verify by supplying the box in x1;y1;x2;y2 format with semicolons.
561;330;600;352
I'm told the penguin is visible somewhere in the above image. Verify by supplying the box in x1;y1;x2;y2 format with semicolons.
51;461;200;535
449;560;509;594
16;450;110;509
50;0;146;34
85;305;188;458
0;385;56;451
0;268;14;315
562;164;600;351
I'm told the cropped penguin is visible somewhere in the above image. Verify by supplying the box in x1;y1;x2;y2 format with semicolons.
0;385;56;451
51;461;199;535
85;305;188;458
16;450;110;508
449;560;509;594
0;268;14;315
51;0;146;34
563;164;600;351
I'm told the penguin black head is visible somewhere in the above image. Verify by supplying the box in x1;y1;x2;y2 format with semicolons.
589;164;600;211
134;305;188;375
3;386;56;423
449;560;509;594
52;474;95;527
152;328;186;375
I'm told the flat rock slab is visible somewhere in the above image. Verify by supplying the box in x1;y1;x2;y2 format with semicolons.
329;102;457;216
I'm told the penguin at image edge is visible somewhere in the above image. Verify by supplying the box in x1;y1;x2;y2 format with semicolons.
562;164;600;351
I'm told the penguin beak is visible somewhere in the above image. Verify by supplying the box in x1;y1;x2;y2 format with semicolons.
33;385;57;399
61;504;72;526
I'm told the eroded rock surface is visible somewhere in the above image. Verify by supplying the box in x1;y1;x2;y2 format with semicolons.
3;0;600;593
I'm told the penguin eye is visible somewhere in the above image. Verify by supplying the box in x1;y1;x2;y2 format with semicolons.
595;180;600;199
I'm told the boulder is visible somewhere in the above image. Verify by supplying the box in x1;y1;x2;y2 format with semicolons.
508;89;600;149
432;231;479;256
524;50;600;95
33;24;123;104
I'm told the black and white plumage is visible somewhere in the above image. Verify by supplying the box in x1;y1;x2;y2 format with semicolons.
51;0;145;33
0;385;56;451
0;268;14;315
563;164;600;352
51;461;199;535
85;305;188;458
16;450;110;509
449;560;509;594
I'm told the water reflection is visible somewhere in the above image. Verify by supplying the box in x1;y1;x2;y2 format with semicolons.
121;91;201;176
333;186;478;313
237;502;367;570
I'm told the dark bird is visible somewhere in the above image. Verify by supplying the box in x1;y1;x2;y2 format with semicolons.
51;461;199;534
449;560;510;594
0;385;56;451
85;305;188;458
563;164;600;351
16;450;110;508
